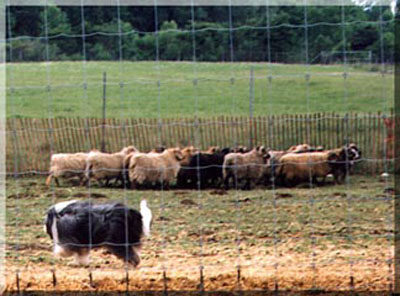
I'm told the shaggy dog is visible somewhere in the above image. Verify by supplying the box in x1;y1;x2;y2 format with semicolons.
44;199;152;266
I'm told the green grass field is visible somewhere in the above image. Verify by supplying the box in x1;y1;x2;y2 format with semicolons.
5;175;394;291
6;62;393;118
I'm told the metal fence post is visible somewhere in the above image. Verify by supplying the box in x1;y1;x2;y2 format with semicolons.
101;72;107;152
249;66;254;149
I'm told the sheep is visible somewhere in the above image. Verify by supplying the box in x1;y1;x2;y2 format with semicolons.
176;148;231;189
85;146;138;187
328;143;361;183
275;151;337;186
123;150;163;188
223;146;270;190
263;145;324;185
276;144;361;186
45;150;99;187
128;148;183;190
263;150;288;185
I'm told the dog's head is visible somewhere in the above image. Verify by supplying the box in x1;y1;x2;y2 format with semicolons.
44;200;78;239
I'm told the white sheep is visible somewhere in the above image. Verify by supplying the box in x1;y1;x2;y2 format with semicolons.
85;146;138;187
128;148;183;189
46;151;97;187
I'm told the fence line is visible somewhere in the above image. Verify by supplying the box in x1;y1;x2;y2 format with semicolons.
5;111;393;174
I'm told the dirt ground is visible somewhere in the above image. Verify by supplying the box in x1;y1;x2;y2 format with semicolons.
4;175;394;293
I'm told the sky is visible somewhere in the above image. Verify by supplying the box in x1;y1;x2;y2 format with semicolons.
353;0;397;14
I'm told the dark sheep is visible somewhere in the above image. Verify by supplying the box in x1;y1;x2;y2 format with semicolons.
177;150;230;189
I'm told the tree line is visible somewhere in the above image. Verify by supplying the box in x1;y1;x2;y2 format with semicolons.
6;5;394;63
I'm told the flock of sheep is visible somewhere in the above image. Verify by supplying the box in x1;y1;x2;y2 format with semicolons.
45;143;361;190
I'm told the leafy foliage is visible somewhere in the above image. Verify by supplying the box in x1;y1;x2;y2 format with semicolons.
6;6;394;63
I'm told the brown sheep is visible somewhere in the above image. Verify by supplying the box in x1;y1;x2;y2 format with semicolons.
46;151;98;187
85;146;138;187
275;151;336;186
128;148;183;189
276;144;361;186
223;146;270;190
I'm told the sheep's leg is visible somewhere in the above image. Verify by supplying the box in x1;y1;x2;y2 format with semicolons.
284;176;294;188
233;174;240;190
79;177;87;187
242;179;251;190
216;177;223;188
333;172;342;185
263;174;269;186
212;177;220;188
340;171;347;184
54;177;60;187
311;176;318;186
123;178;131;189
86;177;93;188
176;176;182;188
163;181;170;191
176;176;185;189
224;173;231;190
130;180;137;190
45;174;53;187
97;179;105;187
116;175;125;188
247;179;252;190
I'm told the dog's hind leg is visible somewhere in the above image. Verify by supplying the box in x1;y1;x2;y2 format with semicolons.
108;245;141;267
74;248;90;265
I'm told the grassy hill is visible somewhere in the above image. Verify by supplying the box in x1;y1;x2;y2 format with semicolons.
6;61;393;118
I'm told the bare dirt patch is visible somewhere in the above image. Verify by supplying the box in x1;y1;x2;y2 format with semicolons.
5;176;394;292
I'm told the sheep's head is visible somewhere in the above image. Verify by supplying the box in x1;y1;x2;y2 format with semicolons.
123;152;135;168
121;146;138;155
151;146;166;153
170;148;184;161
220;147;232;155
342;143;361;163
206;146;220;154
231;146;248;153
256;146;270;159
180;146;197;165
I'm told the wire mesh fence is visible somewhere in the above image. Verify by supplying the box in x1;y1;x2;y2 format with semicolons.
3;2;396;294
4;112;395;175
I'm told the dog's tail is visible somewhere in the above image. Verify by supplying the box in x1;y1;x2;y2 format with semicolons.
140;199;152;237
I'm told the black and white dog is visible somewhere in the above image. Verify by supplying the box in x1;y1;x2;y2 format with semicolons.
44;199;152;266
